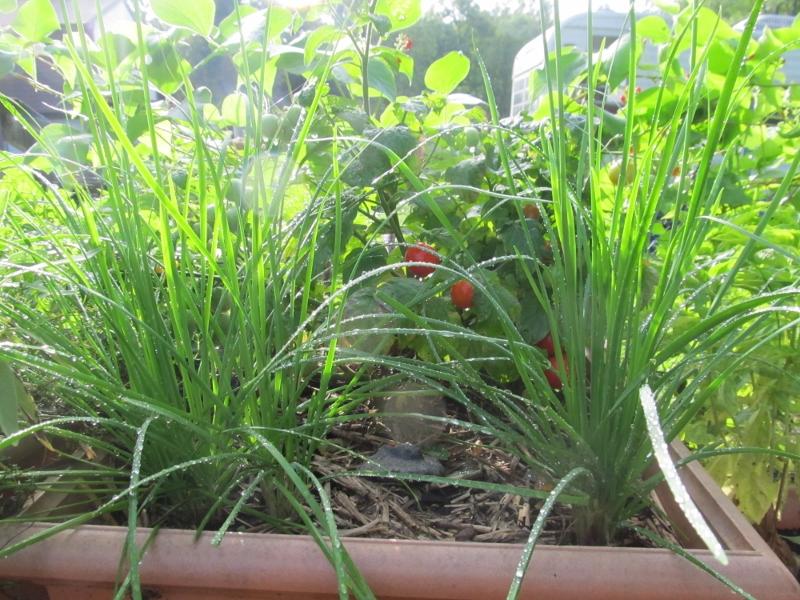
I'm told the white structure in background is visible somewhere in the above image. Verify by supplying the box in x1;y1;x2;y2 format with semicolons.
510;9;662;117
511;10;800;117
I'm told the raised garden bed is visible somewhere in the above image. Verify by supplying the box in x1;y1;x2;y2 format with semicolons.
1;443;797;600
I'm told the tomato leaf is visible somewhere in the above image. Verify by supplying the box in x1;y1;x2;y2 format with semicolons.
367;57;397;100
12;0;58;42
151;0;215;36
375;0;421;32
425;51;470;95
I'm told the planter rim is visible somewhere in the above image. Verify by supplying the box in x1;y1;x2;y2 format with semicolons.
1;522;798;600
1;442;797;600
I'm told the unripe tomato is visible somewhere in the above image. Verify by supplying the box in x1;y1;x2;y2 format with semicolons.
536;333;555;356
523;204;541;220
171;169;188;188
298;86;316;108
464;126;480;148
544;354;568;389
608;159;635;185
450;279;474;310
404;243;440;278
226;178;244;204
279;105;303;143
260;114;279;140
285;105;302;128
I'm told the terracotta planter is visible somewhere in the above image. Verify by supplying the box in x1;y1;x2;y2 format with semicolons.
1;443;798;600
779;487;800;530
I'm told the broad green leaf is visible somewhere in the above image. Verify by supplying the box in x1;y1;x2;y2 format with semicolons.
424;51;470;95
368;13;391;35
653;0;680;14
638;15;670;44
305;25;340;65
597;35;642;90
0;0;17;13
221;92;249;126
367;57;396;100
375;0;421;32
217;4;256;38
0;361;21;436
151;0;215;36
12;0;58;42
530;47;587;101
221;7;291;48
676;7;737;53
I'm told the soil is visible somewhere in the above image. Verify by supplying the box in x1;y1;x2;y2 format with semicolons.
6;402;680;550
236;415;680;548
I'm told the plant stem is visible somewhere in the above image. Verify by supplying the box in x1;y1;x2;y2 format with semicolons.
361;0;379;116
377;187;405;245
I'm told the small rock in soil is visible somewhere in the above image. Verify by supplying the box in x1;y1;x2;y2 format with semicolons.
361;443;445;476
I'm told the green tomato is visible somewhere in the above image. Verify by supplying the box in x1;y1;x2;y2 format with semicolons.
260;114;279;141
298;86;316;108
280;105;303;143
171;169;188;188
464;126;480;149
608;159;635;185
226;178;244;204
213;311;232;340
211;287;233;313
225;206;241;232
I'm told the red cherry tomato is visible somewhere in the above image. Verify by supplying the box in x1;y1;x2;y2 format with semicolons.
619;93;627;105
545;354;568;389
523;204;540;220
536;333;555;356
450;279;474;310
405;243;440;278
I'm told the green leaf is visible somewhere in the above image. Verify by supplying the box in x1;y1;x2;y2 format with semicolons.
638;15;670;44
377;277;426;309
0;361;22;437
597;34;641;90
341;126;418;187
221;92;249;126
304;24;339;65
0;0;17;13
530;47;587;100
221;7;291;49
367;57;396;100
369;13;392;35
0;47;17;79
375;0;421;32
12;0;58;42
782;534;800;544
653;0;680;14
424;51;470;95
151;0;215;36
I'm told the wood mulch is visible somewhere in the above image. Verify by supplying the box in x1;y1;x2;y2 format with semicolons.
305;416;678;548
